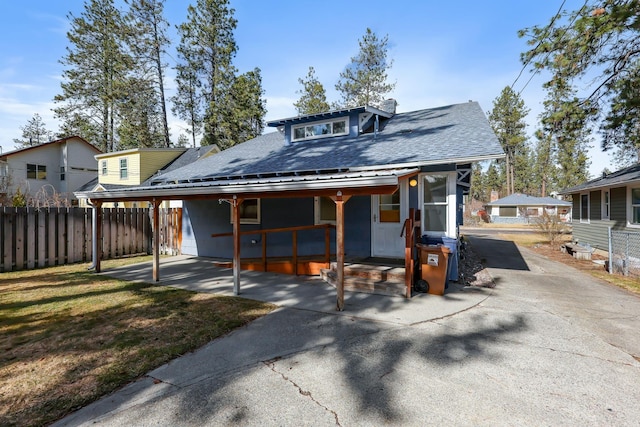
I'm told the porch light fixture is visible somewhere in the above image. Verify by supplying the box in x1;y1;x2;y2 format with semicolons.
409;178;418;187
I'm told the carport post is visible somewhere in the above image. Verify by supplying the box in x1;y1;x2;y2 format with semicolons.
152;199;161;282
232;197;244;295
332;192;351;311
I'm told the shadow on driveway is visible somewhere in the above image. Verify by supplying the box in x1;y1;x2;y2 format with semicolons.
465;234;530;271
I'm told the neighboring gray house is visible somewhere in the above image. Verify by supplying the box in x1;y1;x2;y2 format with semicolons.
0;136;100;205
561;164;640;252
485;193;572;224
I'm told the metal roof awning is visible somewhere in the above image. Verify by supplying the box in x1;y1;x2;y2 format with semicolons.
75;168;420;202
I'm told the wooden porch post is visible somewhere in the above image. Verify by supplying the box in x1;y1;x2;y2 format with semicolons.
332;192;351;311
152;199;161;282
232;197;244;295
93;200;103;273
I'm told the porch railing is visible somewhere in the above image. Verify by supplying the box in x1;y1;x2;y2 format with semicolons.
211;223;335;274
401;208;421;297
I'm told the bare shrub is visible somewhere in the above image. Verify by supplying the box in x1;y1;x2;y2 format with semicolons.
533;211;569;245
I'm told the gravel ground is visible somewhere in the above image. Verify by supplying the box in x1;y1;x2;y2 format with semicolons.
457;237;495;288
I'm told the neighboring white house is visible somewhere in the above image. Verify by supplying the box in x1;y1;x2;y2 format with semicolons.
0;136;101;206
485;193;572;224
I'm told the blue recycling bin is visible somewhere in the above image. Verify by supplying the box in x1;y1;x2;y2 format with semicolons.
421;235;459;283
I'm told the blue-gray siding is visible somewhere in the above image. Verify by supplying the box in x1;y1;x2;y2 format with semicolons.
181;196;372;259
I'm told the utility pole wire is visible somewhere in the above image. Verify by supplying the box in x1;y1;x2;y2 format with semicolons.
511;0;567;90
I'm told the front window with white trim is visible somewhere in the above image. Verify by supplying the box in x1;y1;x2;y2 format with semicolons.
580;193;590;223
291;118;348;142
631;189;640;224
422;175;448;233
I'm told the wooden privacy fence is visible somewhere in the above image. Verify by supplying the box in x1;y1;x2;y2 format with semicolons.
0;207;182;273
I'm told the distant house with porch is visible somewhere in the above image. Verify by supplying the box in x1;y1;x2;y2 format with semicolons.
485;193;572;224
0;136;100;206
561;163;640;253
76;100;504;308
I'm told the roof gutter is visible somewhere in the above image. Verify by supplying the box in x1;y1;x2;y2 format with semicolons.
75;168;419;201
348;153;505;172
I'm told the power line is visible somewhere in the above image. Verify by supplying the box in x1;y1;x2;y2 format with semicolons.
517;0;589;97
510;0;571;93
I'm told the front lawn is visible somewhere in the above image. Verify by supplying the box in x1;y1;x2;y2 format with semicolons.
0;257;276;427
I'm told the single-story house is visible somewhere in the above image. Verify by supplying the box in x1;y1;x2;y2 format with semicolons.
561;163;640;253
485;193;572;224
1;136;100;205
76;100;504;309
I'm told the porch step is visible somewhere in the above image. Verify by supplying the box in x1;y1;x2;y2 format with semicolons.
320;262;408;297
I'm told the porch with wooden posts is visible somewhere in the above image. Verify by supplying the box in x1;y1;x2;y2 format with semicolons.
86;170;418;311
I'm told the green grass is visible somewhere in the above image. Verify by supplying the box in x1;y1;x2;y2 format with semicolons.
0;257;276;427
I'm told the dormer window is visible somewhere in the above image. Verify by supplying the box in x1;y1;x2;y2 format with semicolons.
291;118;348;142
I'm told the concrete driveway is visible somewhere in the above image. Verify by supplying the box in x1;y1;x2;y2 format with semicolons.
55;236;640;426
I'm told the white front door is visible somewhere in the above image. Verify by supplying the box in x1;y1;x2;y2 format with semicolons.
371;184;408;258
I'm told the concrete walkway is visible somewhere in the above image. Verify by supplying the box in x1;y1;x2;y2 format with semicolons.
88;255;492;325
54;238;640;426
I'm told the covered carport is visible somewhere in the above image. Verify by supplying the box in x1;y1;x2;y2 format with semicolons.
77;167;418;311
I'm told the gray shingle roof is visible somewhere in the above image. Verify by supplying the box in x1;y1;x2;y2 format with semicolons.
150;101;503;185
561;163;640;194
486;193;572;206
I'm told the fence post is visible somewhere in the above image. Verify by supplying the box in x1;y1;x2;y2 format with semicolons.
625;233;630;276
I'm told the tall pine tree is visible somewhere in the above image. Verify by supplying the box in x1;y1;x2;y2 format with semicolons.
537;78;591;190
54;0;132;152
294;66;330;115
125;0;171;147
335;28;395;109
174;0;238;149
487;86;530;195
520;1;640;168
219;68;266;149
13;113;53;147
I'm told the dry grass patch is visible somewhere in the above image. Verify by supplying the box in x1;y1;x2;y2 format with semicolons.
0;258;276;427
495;232;565;247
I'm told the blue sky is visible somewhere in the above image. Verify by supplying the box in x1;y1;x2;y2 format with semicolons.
0;0;613;176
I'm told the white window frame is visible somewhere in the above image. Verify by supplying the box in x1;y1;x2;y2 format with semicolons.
60;166;66;181
419;172;456;237
101;160;107;176
628;187;640;228
291;117;349;142
119;158;128;179
314;196;336;225
580;192;590;224
601;189;610;220
230;198;261;224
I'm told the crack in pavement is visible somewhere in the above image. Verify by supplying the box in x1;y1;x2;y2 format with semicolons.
263;357;341;426
146;375;179;388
